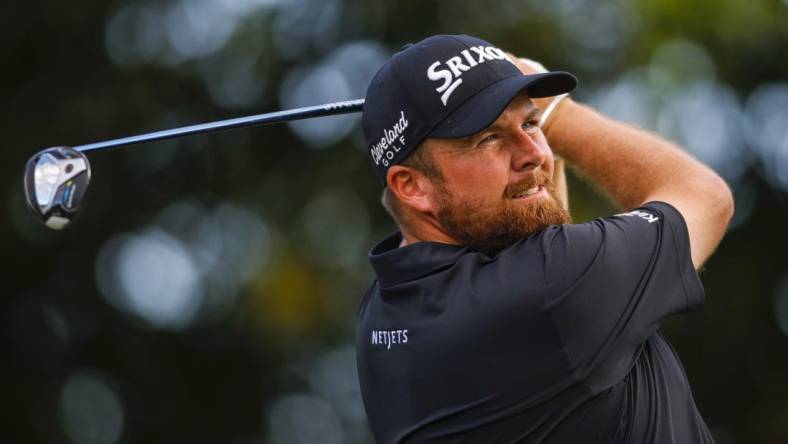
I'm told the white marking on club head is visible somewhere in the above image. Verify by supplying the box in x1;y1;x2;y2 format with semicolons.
45;215;71;230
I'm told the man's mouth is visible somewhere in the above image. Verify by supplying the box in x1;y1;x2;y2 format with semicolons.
512;186;542;198
513;185;542;199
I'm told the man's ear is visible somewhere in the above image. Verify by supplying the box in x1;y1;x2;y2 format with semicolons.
386;165;437;215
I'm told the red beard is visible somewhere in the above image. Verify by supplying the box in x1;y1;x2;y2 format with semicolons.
434;170;571;256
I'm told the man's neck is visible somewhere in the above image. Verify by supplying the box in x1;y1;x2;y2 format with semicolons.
400;220;460;248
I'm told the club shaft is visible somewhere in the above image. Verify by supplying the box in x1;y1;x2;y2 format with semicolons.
73;99;365;153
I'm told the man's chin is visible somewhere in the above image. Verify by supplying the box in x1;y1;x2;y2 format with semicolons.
438;192;571;257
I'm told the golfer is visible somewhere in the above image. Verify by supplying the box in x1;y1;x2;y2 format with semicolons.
356;34;732;443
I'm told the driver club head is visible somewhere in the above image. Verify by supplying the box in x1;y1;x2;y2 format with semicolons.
24;146;91;230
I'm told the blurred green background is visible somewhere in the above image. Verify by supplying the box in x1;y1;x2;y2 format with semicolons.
2;0;788;443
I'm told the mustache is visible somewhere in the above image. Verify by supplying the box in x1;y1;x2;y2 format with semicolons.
504;170;554;198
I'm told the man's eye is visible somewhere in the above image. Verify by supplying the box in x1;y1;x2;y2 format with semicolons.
522;120;539;134
479;134;499;145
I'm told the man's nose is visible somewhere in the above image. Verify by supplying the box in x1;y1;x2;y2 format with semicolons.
510;129;546;172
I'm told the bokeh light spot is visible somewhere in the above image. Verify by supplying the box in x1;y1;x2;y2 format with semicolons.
272;0;341;59
105;2;169;65
590;68;660;130
744;83;788;191
167;0;236;59
96;228;202;330
657;81;749;183
59;369;124;444
280;64;356;149
650;39;716;87
269;394;344;444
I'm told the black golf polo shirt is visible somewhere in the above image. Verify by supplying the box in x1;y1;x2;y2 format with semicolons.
356;202;714;443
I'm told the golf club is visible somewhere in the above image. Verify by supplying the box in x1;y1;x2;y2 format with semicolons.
24;99;365;230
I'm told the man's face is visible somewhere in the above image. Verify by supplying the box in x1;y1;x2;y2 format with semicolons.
424;93;571;256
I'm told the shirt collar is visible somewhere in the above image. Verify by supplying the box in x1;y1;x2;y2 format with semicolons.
369;231;469;288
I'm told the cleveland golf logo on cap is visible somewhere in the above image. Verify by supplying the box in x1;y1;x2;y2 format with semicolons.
427;46;515;106
370;110;409;167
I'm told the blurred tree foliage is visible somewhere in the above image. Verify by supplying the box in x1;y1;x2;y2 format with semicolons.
2;0;787;443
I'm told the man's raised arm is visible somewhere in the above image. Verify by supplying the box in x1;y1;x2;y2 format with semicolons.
544;99;734;269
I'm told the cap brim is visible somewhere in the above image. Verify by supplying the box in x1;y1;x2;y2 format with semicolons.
429;71;577;139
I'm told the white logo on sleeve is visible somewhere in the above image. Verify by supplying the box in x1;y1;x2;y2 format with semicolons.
370;329;408;350
616;209;659;223
426;46;516;106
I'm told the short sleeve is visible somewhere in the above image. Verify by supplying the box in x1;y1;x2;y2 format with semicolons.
540;201;704;390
